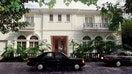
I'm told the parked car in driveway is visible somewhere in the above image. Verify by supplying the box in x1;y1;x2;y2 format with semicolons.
103;50;132;67
27;52;85;70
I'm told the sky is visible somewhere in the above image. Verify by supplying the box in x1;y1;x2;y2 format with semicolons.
24;0;124;10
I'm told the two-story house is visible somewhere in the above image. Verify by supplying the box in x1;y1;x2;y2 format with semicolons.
0;2;122;56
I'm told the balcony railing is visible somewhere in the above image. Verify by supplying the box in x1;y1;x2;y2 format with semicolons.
19;23;35;32
83;23;109;32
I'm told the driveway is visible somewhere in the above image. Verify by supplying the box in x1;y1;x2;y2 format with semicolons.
0;62;131;74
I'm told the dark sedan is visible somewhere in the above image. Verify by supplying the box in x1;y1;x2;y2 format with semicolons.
103;50;132;67
27;52;85;70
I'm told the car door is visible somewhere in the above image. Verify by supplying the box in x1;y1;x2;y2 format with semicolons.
42;52;56;67
118;52;130;62
55;52;70;67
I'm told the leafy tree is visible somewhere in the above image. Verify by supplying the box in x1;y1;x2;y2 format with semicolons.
122;19;132;51
0;0;131;33
0;0;29;34
100;2;124;31
124;0;132;14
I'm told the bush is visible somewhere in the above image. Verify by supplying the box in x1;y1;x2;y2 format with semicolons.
0;42;51;62
71;39;121;62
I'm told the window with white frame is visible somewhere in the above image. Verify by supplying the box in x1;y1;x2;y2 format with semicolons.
83;36;91;45
85;16;94;27
102;17;109;27
17;35;26;48
66;14;70;22
29;36;39;47
49;14;53;21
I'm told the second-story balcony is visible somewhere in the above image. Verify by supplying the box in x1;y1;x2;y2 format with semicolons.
83;23;110;32
19;23;35;32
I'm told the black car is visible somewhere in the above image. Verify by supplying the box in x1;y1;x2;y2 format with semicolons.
103;50;132;67
27;52;85;70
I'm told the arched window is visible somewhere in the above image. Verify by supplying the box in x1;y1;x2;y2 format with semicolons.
83;36;91;40
17;35;26;48
30;36;39;47
95;36;103;40
106;36;114;41
83;36;91;45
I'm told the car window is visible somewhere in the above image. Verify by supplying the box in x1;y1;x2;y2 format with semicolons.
43;53;54;59
118;52;128;56
110;51;117;55
55;53;67;59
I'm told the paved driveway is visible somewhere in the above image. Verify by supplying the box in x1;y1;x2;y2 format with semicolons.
0;62;131;74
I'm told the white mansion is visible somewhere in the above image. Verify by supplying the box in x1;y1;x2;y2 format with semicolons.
0;2;122;56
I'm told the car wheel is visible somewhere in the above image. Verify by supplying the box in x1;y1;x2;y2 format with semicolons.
37;63;44;70
116;61;121;67
74;64;81;70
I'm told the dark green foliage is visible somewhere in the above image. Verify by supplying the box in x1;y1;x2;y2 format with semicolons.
125;0;132;13
1;42;51;62
122;19;132;51
26;44;41;57
0;0;29;34
1;45;14;58
72;39;121;61
100;2;124;31
16;45;28;61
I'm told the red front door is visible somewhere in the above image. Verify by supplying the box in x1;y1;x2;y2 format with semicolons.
52;36;67;54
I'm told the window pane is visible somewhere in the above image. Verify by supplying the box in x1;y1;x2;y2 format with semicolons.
18;35;26;40
89;17;93;23
66;14;70;22
17;35;26;48
30;36;38;40
58;14;62;21
26;17;34;23
22;42;26;48
106;36;114;40
50;14;53;21
30;42;33;47
17;42;21;46
35;42;38;46
83;36;91;40
30;36;39;47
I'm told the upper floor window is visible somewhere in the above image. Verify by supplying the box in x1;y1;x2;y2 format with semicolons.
102;17;109;27
85;16;94;24
49;14;53;21
58;14;62;21
102;17;109;23
26;17;34;23
66;14;70;22
26;17;34;27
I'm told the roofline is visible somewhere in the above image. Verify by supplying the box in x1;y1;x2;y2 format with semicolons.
28;8;100;14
